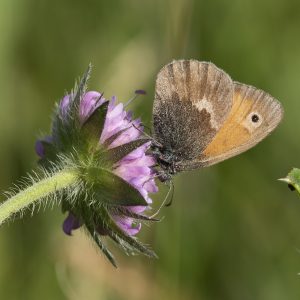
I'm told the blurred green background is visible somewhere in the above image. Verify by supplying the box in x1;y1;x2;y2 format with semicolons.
0;0;300;299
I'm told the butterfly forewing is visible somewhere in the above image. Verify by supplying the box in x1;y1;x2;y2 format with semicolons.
153;60;234;160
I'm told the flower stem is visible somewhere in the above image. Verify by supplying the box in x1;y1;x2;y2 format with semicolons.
0;169;79;225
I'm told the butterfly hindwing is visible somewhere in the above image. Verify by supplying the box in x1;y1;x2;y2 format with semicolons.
180;82;284;169
153;60;234;160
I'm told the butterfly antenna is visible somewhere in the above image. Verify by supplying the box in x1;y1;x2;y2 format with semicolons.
125;89;147;107
149;180;173;218
132;123;163;147
140;122;153;135
125;91;162;147
165;180;174;207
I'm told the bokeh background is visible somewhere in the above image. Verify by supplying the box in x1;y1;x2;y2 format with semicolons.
0;0;300;299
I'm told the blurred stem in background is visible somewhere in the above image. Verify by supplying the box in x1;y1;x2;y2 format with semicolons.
158;0;195;296
165;0;195;58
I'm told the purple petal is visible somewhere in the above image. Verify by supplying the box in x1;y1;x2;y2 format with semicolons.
114;217;142;236
122;155;156;168
100;96;142;148
117;166;151;180
118;142;151;163
79;91;104;123
109;124;140;148
144;179;159;193
126;110;133;120
110;95;117;106
128;206;148;214
109;102;124;118
35;140;45;158
35;136;53;158
63;212;81;236
100;101;124;142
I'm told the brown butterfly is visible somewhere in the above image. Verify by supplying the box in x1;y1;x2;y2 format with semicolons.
151;60;284;182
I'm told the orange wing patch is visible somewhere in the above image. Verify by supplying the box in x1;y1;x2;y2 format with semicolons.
202;90;253;157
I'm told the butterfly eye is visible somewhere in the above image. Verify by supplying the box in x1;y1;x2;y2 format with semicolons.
248;111;263;127
245;112;263;131
251;114;259;123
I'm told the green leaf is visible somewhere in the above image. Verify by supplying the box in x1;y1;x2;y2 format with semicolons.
279;168;300;195
86;167;148;206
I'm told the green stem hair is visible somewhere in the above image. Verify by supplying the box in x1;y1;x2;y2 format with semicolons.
0;169;79;225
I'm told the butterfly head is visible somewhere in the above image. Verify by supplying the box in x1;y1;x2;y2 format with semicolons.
150;143;179;182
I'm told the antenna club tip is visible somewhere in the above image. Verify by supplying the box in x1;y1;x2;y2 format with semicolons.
135;89;146;95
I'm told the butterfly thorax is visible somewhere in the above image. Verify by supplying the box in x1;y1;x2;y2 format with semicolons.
151;145;179;182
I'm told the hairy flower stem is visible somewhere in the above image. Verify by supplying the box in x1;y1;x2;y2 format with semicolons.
0;169;79;225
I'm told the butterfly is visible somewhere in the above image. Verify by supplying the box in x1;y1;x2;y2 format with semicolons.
150;60;284;182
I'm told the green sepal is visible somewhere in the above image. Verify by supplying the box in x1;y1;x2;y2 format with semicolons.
97;206;157;258
69;64;92;125
51;112;77;153
51;65;92;152
80;101;109;151
85;221;117;268
107;139;149;164
86;167;148;206
279;168;300;195
103;127;130;147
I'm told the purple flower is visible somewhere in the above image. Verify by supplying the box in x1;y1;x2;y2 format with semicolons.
62;212;81;235
35;66;159;266
36;91;158;237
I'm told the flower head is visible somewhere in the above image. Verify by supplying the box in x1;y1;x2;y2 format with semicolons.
36;66;158;266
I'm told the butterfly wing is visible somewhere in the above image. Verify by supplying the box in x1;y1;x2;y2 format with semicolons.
180;82;284;170
153;60;234;161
